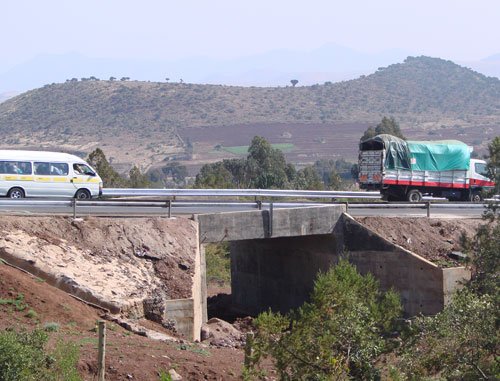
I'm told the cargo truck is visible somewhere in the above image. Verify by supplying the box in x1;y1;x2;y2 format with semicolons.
358;134;495;202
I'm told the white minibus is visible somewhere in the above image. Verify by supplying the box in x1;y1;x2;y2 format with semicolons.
0;150;103;199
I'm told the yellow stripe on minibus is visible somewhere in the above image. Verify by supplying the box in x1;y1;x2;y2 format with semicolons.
3;175;35;181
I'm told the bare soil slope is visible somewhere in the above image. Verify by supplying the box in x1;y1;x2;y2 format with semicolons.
356;217;483;266
0;264;245;380
0;216;198;315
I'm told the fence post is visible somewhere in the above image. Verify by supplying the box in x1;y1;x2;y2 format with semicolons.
426;201;430;218
244;332;254;368
97;320;106;381
72;198;77;219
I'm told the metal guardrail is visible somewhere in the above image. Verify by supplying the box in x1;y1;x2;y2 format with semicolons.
0;197;497;218
102;188;382;199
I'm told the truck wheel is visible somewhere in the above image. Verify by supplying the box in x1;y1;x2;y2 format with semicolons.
469;191;482;203
406;189;422;203
8;187;25;199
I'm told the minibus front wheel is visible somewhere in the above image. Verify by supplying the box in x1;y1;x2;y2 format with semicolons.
8;187;25;199
75;189;91;200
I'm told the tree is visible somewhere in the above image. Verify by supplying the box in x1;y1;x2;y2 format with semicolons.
486;136;500;195
290;79;299;87
194;136;307;190
293;166;324;190
361;116;405;142
246;136;290;189
194;161;234;189
245;260;402;380
109;76;116;81
129;165;151;188
163;162;188;184
311;159;356;189
87;148;128;187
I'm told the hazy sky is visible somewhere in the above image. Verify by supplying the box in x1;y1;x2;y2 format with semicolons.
2;0;499;71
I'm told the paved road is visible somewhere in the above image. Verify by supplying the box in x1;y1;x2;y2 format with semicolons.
0;200;490;218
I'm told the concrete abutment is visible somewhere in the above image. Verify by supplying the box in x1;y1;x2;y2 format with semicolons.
198;206;470;320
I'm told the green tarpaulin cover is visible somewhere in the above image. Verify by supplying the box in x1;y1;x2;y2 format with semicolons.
360;134;411;170
407;140;470;171
360;134;471;171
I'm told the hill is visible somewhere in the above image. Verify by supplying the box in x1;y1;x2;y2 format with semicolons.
0;56;499;172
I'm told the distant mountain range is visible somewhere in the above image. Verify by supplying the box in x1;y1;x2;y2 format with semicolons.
0;56;499;171
1;45;500;101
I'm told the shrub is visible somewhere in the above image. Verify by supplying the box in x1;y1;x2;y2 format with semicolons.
0;329;81;381
245;260;402;380
399;289;499;380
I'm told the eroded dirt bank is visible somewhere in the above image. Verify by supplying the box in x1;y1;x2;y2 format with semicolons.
355;217;483;267
0;216;198;320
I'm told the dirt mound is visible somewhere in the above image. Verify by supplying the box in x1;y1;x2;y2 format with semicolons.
356;217;483;267
0;216;199;331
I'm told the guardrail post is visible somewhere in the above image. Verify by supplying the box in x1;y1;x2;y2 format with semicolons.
345;201;349;214
72;198;77;219
426;201;430;218
256;200;262;210
166;200;172;218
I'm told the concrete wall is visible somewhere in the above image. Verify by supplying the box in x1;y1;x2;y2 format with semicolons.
227;211;471;317
231;234;341;315
342;215;470;316
198;205;346;243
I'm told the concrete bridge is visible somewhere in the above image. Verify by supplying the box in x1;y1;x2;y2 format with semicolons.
0;205;470;342
185;205;469;340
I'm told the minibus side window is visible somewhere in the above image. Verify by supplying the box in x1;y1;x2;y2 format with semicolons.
50;163;69;176
0;161;32;174
73;164;95;176
18;162;32;174
34;162;51;175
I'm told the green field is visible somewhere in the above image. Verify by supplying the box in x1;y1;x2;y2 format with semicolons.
222;143;295;155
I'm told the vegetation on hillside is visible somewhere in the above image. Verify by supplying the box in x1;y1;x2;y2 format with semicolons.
87;148;151;188
0;329;81;381
0;56;499;146
194;136;353;190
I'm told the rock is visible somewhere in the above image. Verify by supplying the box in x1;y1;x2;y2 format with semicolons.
205;318;245;348
200;325;211;341
448;251;467;260
169;369;183;380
